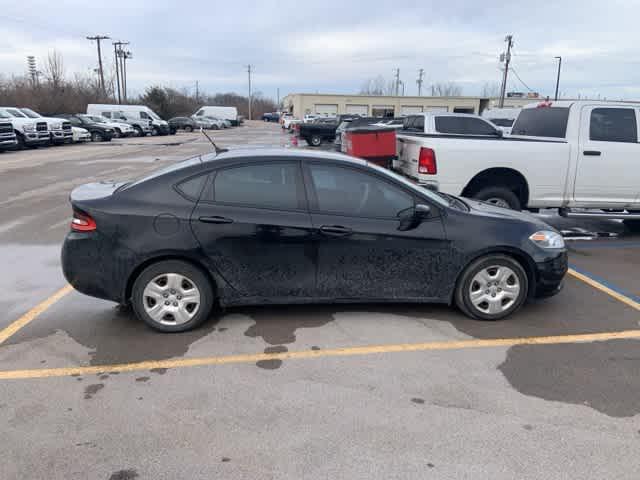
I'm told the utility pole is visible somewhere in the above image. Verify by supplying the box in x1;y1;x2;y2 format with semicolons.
116;48;132;102
112;41;128;103
416;68;424;96
554;56;562;101
498;34;513;108
26;56;39;87
86;35;110;94
247;64;252;120
394;68;400;96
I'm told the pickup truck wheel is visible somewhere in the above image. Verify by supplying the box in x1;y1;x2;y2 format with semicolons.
455;254;528;321
473;187;521;210
309;135;322;147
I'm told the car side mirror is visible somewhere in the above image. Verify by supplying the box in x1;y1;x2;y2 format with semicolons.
398;204;431;231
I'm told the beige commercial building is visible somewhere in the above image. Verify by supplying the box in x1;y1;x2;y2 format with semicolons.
282;93;540;118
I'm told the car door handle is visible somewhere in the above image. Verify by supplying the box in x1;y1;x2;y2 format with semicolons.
583;150;601;156
199;216;234;224
320;225;352;236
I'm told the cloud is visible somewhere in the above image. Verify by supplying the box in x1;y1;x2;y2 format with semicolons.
0;0;639;100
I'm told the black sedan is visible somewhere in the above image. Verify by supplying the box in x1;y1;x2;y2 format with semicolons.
56;114;115;142
61;149;567;332
168;117;198;133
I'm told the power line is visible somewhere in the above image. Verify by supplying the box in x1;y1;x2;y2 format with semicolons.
509;67;536;92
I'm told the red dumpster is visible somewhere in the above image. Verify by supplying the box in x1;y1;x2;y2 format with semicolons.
343;126;397;169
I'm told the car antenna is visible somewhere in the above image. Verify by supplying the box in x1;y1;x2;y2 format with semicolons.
200;127;228;155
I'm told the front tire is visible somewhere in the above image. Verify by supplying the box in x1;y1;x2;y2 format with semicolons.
455;254;528;321
472;186;521;210
184;125;193;132
131;260;214;333
91;131;103;142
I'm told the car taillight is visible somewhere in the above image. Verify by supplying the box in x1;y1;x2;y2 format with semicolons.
418;147;437;174
71;211;96;232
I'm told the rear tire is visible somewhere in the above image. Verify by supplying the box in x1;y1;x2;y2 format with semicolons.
131;260;214;333
472;186;521;210
309;135;322;147
455;254;528;321
184;125;193;132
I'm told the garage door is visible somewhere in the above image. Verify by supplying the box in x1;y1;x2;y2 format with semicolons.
314;104;338;116
426;106;449;112
400;105;423;115
346;104;368;116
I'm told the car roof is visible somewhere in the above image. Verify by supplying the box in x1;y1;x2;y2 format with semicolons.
204;147;368;167
521;99;640;109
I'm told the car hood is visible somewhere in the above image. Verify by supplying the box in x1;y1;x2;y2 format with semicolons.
463;198;552;229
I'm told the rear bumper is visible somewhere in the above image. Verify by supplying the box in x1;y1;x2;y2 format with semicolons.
533;251;568;298
61;231;133;303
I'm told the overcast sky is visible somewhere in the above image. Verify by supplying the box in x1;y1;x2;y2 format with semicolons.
2;0;639;101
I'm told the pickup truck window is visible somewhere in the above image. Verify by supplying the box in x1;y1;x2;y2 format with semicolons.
511;107;569;138
590;108;637;143
435;117;498;135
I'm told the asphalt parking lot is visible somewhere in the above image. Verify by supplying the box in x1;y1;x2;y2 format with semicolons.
1;121;639;480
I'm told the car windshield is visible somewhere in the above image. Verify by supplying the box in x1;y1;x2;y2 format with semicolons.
0;111;11;119
20;108;41;118
5;108;27;118
147;110;161;120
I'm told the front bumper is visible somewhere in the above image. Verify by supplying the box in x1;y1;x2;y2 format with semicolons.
52;130;74;144
154;124;170;135
0;138;17;149
534;250;568;298
24;131;51;145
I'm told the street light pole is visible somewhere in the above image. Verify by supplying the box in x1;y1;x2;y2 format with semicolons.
554;56;562;101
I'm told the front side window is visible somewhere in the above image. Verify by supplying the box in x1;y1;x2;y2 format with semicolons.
101;112;111;118
309;164;413;218
139;111;151;120
214;163;301;210
590;108;637;143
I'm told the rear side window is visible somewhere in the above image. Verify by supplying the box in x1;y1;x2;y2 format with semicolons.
176;174;207;201
435;117;497;135
512;107;569;138
102;112;111;118
214;163;301;210
590;108;637;143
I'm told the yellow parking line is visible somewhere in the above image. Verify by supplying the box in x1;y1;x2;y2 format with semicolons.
0;284;74;346
2;329;640;381
568;268;640;311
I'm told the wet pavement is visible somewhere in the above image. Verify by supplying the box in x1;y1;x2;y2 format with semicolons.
1;121;639;479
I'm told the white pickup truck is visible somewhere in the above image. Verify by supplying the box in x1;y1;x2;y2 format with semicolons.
396;101;640;226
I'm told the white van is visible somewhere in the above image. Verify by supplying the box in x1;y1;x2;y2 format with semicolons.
481;107;521;135
193;106;239;126
87;104;169;136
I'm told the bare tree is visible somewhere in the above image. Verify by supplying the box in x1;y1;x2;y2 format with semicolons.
481;82;500;97
43;50;65;90
431;81;463;96
360;75;388;95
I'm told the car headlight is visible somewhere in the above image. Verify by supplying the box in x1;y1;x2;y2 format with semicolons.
529;230;565;249
51;122;62;130
22;123;35;132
